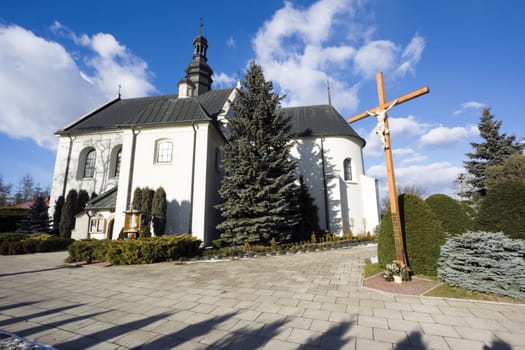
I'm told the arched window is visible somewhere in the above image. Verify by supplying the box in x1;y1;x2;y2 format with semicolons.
114;149;122;177
343;158;352;181
156;140;173;163
84;149;96;178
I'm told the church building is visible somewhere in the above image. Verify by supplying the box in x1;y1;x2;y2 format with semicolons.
49;30;380;245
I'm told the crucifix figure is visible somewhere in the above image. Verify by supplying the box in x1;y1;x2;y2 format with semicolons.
349;72;429;269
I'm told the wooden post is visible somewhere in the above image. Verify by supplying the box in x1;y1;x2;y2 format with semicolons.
348;72;429;268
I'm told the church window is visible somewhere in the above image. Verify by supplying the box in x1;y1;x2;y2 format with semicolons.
84;149;96;178
343;158;352;181
115;149;122;177
156;140;173;163
89;214;106;234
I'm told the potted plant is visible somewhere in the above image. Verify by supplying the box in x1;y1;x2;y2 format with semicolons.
383;261;410;283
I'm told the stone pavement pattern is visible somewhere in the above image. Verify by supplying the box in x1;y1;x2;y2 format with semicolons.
0;245;524;350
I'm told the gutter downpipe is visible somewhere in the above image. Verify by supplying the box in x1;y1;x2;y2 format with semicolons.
62;135;75;198
320;135;330;231
126;127;140;209
189;121;198;234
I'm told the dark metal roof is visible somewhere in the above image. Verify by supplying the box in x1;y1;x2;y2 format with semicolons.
282;105;365;145
86;186;117;211
59;89;234;134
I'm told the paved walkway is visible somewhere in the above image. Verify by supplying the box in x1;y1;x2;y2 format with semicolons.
0;245;524;350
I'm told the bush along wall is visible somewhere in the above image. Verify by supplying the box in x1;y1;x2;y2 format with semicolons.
0;233;73;255
67;235;202;265
438;231;525;299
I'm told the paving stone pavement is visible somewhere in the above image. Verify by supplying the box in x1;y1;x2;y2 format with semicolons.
0;245;524;349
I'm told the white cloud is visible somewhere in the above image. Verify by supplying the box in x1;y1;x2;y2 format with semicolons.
419;126;468;147
214;72;236;87
367;161;463;197
251;0;425;116
0;24;155;149
354;40;398;79
395;34;425;77
226;36;236;48
252;0;360;112
453;101;486;115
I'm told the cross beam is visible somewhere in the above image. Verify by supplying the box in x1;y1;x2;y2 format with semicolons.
349;72;429;269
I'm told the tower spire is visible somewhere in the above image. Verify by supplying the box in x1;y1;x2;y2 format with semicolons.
327;79;332;106
181;20;213;96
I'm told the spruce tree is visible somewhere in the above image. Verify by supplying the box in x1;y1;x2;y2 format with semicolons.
295;176;321;242
27;195;50;233
60;189;77;238
51;196;64;235
460;108;523;199
217;61;299;245
152;187;167;236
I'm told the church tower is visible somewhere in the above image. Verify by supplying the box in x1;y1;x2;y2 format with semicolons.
180;22;213;97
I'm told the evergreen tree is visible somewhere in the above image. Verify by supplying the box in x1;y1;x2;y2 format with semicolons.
140;187;155;237
459;108;523;199
217;61;300;245
27;195;50;233
295;176;321;242
152;187;167;236
0;175;12;206
485;152;525;190
60;189;78;238
132;187;143;211
77;190;90;214
51;196;64;235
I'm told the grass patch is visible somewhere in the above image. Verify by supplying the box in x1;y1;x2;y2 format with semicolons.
363;262;383;278
424;283;524;304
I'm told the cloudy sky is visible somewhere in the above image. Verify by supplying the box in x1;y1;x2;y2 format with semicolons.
0;0;523;198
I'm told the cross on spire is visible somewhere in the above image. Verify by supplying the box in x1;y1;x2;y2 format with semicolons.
199;17;203;35
348;72;429;270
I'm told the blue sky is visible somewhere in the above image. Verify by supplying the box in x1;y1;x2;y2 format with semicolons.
0;0;523;198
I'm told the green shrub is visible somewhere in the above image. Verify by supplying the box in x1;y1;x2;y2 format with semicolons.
67;235;202;265
0;233;73;255
378;194;445;276
0;207;29;232
426;194;474;237
476;180;525;240
377;210;396;267
438;232;525;299
212;238;226;249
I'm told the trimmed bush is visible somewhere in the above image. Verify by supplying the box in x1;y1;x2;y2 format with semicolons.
425;194;473;237
378;194;445;276
377;209;396;267
438;232;525;299
67;235;202;265
476;180;525;240
0;232;73;255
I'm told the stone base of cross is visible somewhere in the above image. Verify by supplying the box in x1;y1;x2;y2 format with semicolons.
349;72;429;271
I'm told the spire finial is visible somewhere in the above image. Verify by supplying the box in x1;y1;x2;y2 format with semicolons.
118;84;122;99
199;17;203;35
327;79;332;106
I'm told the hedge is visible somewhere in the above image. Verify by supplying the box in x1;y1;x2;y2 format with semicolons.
67;235;202;265
425;194;473;237
378;194;445;276
0;233;73;255
438;231;525;299
0;207;29;232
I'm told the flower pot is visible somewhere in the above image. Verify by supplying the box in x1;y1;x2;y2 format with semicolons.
393;275;403;283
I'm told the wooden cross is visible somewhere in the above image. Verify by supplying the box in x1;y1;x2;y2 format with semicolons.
348;72;429;267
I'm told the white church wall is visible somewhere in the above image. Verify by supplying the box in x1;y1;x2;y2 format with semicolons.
290;135;377;236
49;131;122;226
112;122;214;243
202;126;225;245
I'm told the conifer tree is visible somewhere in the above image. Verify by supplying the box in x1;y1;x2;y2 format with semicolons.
295;176;321;242
140;187;155;237
152;187;167;236
27;195;50;233
459;108;523;199
60;189;77;238
217;61;299;245
77;190;90;214
52;195;64;235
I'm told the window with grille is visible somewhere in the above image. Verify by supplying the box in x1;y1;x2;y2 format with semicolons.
343;158;352;181
84;149;96;178
156;140;173;163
